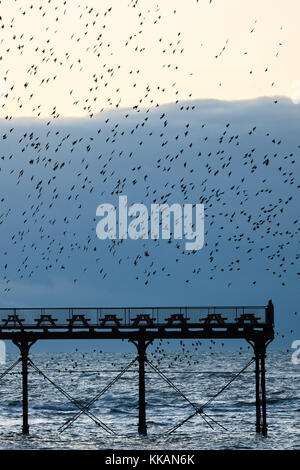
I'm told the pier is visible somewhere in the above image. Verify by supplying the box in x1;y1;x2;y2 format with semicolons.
0;300;274;437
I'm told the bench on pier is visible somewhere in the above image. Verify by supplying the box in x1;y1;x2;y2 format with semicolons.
2;315;25;328
165;314;189;327
34;315;58;328
131;314;155;327
201;314;228;325
68;314;91;328
236;314;259;325
99;314;122;327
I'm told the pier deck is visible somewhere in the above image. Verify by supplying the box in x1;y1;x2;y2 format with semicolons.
0;301;274;437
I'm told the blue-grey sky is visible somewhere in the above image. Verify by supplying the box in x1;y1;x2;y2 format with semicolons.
0;97;299;352
0;1;299;353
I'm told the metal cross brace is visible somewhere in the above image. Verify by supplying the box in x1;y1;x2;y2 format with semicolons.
146;359;226;432
58;356;138;433
28;358;115;435
166;357;254;434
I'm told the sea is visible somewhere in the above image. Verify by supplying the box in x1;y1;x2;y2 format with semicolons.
0;350;298;450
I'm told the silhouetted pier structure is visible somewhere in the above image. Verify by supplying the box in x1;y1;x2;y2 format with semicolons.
0;300;274;437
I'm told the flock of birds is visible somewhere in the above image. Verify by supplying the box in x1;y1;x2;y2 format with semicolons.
0;0;298;355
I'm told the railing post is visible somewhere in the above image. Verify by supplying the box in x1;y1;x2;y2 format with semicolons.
266;299;274;326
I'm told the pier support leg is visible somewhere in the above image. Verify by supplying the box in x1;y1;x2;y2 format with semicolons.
252;340;268;436
254;346;261;433
130;337;151;436
260;346;267;436
13;339;36;435
21;344;29;435
138;339;147;436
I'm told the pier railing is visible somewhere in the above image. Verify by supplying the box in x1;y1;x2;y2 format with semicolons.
0;304;273;330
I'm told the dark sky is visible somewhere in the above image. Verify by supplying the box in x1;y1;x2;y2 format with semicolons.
0;97;299;352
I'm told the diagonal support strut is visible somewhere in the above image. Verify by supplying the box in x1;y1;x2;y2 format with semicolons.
146;358;226;432
166;357;254;434
58;356;138;433
28;358;115;435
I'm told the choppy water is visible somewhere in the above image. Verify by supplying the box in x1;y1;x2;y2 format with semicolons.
0;351;298;450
